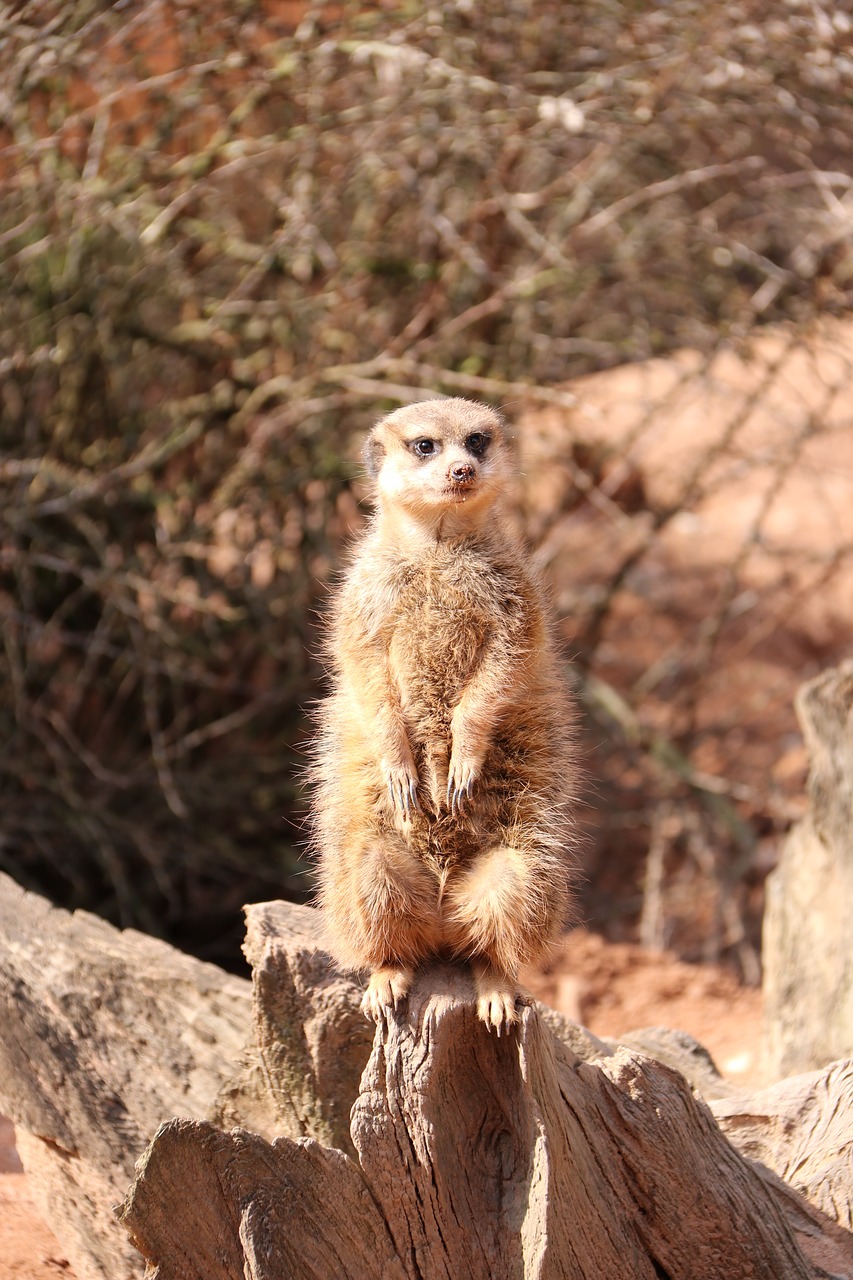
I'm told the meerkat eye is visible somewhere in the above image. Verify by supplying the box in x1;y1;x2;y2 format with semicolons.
465;432;491;457
411;438;437;458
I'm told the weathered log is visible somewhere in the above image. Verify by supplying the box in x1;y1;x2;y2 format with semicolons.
0;873;253;1280
711;1060;853;1232
0;881;376;1280
119;960;853;1280
212;899;374;1154
2;878;853;1279
763;661;853;1078
213;900;615;1153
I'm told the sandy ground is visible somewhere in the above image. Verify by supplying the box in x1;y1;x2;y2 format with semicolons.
0;931;764;1280
0;1117;72;1278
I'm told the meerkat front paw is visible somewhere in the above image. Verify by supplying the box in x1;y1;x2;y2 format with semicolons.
375;708;421;818
445;706;488;814
381;755;421;818
361;964;415;1020
446;752;480;815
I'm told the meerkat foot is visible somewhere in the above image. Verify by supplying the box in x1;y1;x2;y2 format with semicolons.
360;964;415;1021
476;987;520;1035
472;961;520;1036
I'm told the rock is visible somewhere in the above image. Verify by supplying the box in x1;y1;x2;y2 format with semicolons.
763;661;853;1078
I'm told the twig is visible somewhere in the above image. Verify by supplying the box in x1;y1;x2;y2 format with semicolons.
577;157;767;237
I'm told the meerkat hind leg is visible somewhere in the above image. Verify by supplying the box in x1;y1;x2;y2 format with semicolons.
350;839;440;1021
444;844;540;1033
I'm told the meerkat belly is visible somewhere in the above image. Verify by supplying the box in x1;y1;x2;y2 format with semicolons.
389;592;487;738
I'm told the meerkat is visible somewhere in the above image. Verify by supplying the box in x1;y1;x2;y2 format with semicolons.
312;397;578;1032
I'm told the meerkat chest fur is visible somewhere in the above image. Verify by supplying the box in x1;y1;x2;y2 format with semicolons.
371;537;532;740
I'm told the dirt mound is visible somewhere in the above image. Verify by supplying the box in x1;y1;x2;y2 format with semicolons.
526;928;764;1087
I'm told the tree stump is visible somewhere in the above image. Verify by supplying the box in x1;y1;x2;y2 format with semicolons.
0;872;852;1276
763;660;853;1078
117;959;853;1280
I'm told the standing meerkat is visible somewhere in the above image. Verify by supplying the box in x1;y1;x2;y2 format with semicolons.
312;397;578;1032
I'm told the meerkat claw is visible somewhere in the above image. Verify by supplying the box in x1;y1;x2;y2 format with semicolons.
477;990;519;1034
361;965;414;1021
447;769;477;815
472;962;521;1035
384;761;421;818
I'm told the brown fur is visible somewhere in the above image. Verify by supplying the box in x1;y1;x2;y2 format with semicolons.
311;398;578;1031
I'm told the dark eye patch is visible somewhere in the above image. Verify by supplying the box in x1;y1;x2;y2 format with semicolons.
410;438;437;458
465;432;491;457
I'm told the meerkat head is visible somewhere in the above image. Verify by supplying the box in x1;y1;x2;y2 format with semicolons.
364;398;514;530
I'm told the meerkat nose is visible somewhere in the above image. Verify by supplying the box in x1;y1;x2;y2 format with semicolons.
449;462;476;485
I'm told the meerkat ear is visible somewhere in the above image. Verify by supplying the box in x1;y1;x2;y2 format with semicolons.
363;432;384;481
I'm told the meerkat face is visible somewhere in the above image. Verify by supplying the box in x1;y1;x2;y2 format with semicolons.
365;399;514;521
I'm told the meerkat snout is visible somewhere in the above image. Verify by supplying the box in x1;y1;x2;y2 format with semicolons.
449;461;476;487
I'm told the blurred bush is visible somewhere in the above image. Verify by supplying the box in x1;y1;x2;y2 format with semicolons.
1;0;852;968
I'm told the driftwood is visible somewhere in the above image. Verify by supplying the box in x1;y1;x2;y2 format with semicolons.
763;660;853;1078
0;876;852;1280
